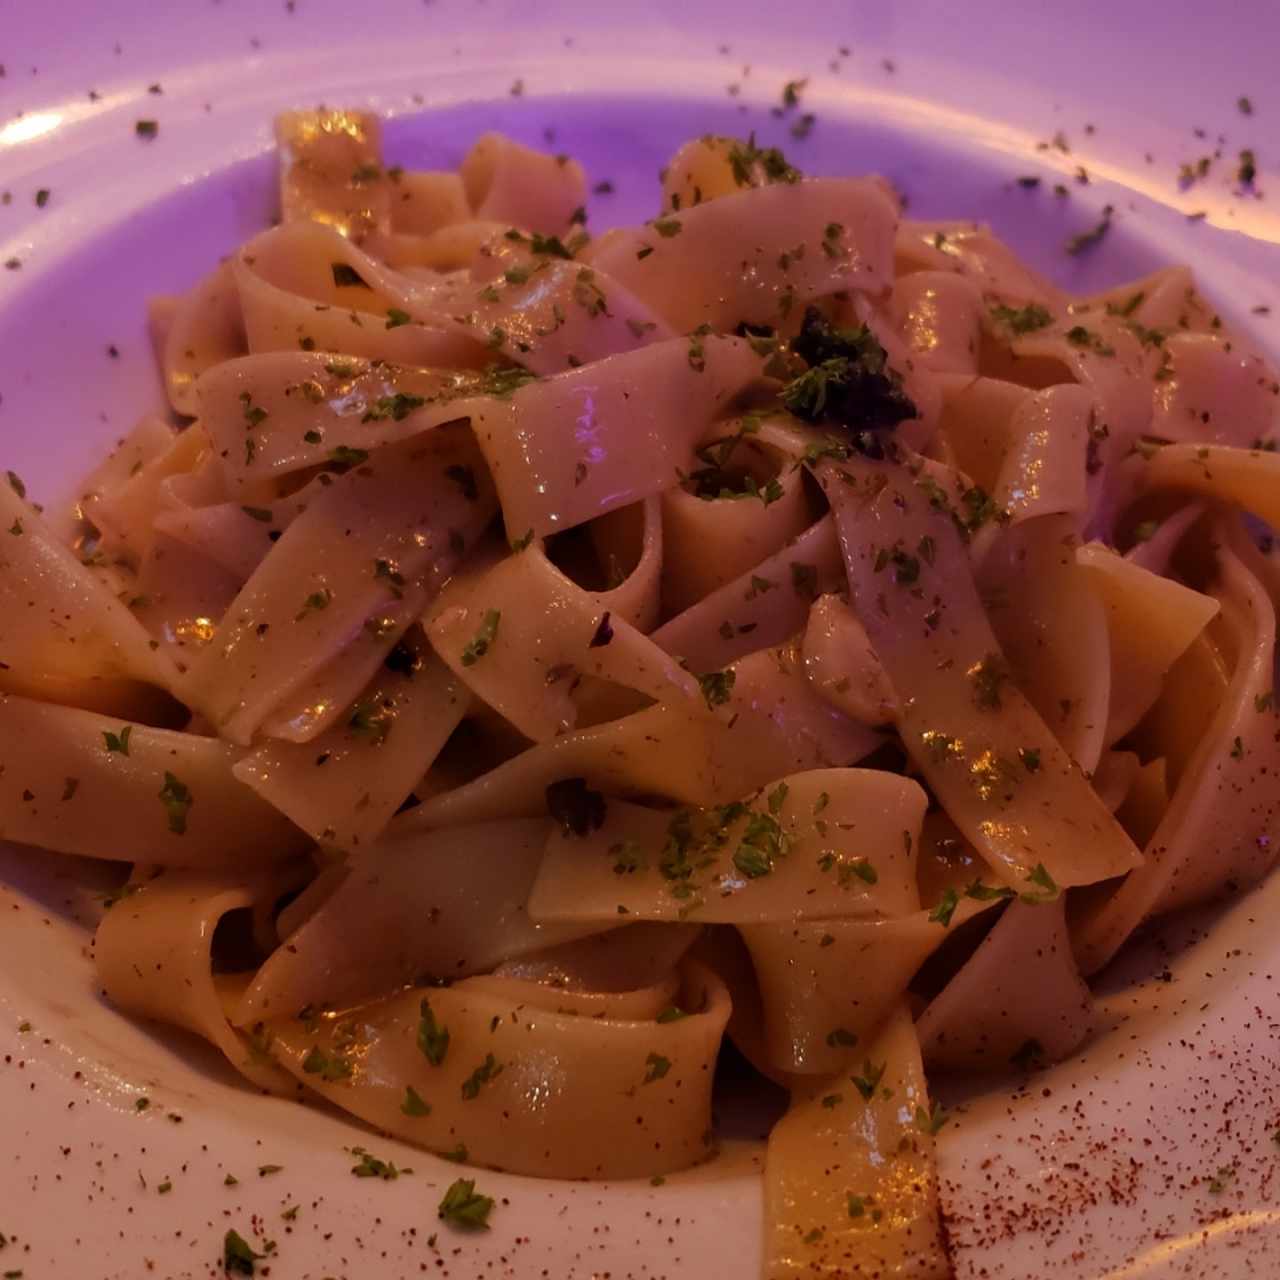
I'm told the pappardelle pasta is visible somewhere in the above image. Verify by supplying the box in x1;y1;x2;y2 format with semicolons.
5;109;1279;1276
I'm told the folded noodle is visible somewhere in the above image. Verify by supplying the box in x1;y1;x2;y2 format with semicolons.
587;177;897;332
235;819;599;1022
0;693;307;866
256;960;729;1178
1073;516;1280;972
822;458;1143;891
183;425;495;743
96;867;305;1094
764;1006;949;1278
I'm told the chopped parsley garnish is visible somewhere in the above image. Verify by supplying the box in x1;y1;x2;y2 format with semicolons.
825;1027;858;1048
958;485;1006;532
301;1044;353;1081
328;444;369;471
460;609;500;665
546;777;607;836
239;391;267;428
417;999;450;1065
158;771;191;835
135;119;159;139
257;1164;283;1177
965;879;1015;901
969;653;1009;710
1064;205;1113;256
222;1228;261;1275
652;216;682;238
460;1053;503;1100
385;307;411;329
34;188;50;208
1239;149;1258;187
851;1059;886;1100
733;844;773;879
1106;290;1146;318
348;698;392;744
643;1052;672;1083
781;307;917;445
241;505;273;523
990;302;1052;334
526;231;574;257
400;1085;431;1116
103;725;133;755
350;1146;404;1179
478;364;538;399
697;668;736;710
1065;325;1116;356
914;1102;948;1135
437;1178;494;1230
929;886;960;927
781;77;807;108
726;133;802;186
656;1006;688;1024
1021;862;1059;903
331;262;370;288
361;391;425;422
296;587;332;619
5;471;25;499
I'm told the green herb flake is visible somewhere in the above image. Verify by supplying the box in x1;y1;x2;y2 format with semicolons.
969;653;1010;710
929;886;960;927
134;119;159;139
460;608;501;666
726;133;802;186
990;302;1052;334
1021;862;1060;903
329;444;369;471
643;1051;672;1083
103;725;133;756
460;1052;504;1100
223;1228;262;1276
417;999;450;1065
697;668;736;710
914;1102;948;1135
158;771;191;835
825;1027;858;1048
301;1044;353;1082
656;1006;688;1024
350;1146;405;1180
437;1177;494;1230
1065;205;1114;256
385;307;411;329
851;1060;886;1100
6;471;26;499
295;587;332;620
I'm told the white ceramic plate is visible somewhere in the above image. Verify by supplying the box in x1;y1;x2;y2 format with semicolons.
3;2;1280;1276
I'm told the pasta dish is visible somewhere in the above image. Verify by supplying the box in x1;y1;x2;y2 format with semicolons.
3;109;1278;1277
